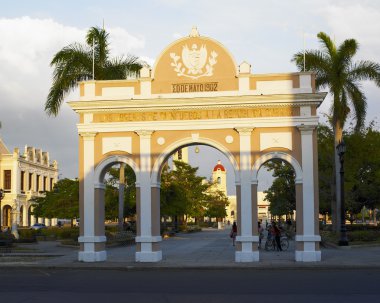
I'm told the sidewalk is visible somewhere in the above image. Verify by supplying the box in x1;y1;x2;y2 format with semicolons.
1;228;380;270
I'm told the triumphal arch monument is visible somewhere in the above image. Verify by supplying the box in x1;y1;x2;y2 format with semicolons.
69;28;326;263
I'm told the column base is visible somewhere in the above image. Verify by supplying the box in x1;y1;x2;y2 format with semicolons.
78;250;107;262
235;251;260;262
135;250;162;262
295;250;321;262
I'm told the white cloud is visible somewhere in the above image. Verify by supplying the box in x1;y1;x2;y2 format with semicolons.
0;17;146;178
321;4;380;61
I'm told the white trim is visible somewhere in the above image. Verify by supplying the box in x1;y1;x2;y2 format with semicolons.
74;90;323;102
252;151;303;183
94;155;140;185
135;251;162;262
295;250;321;262
299;127;315;236
235;251;260;262
77;117;320;133
136;131;153;238
78;250;107;262
295;235;321;242
78;236;107;243
151;136;240;184
94;183;106;190
236;236;259;242
135;236;162;243
83;134;95;240
236;128;253;245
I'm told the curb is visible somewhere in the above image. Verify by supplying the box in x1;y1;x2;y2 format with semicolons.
1;262;380;271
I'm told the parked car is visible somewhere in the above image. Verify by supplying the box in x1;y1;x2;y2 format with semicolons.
30;223;46;230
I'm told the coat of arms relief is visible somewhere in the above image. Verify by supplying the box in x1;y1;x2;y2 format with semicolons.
170;44;218;79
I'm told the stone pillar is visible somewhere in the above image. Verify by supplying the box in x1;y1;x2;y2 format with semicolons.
11;200;20;239
296;125;321;262
30;209;36;226
78;132;107;262
135;130;162;262
235;128;258;262
22;205;28;227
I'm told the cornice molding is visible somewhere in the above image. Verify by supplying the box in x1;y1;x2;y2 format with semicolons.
68;93;327;113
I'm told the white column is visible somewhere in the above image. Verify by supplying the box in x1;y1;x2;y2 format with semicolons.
30;207;36;226
135;130;162;262
78;132;106;262
235;128;258;262
22;205;28;227
296;125;321;262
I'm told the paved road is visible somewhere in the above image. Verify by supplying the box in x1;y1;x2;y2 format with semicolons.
1;268;379;303
5;228;380;269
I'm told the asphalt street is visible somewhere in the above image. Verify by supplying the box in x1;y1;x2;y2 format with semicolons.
1;268;379;303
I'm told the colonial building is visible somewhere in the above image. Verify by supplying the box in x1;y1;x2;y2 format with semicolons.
0;137;59;228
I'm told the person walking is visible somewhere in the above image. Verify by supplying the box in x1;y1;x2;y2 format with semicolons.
258;221;264;249
272;221;282;251
230;221;237;246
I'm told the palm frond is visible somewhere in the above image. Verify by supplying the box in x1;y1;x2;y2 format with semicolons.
317;32;336;57
86;26;110;71
337;39;358;70
349;60;380;83
346;81;367;131
45;44;92;116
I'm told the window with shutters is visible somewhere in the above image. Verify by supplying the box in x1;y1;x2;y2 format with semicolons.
3;170;11;191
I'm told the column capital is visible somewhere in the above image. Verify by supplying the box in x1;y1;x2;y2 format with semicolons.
79;131;98;139
297;124;316;133
135;130;154;137
234;128;254;135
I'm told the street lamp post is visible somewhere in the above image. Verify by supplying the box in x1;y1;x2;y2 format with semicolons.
0;189;3;228
336;140;349;246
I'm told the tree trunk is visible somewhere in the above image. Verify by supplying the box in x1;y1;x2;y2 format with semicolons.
118;163;125;231
333;122;343;233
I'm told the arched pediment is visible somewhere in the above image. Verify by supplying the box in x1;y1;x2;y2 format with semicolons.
151;27;238;94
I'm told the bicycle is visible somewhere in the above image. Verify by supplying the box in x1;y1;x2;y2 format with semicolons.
264;234;289;251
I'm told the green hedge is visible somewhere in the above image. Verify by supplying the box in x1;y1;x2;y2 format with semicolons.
348;230;380;242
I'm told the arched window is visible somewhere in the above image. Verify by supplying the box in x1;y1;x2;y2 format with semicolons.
217;177;221;184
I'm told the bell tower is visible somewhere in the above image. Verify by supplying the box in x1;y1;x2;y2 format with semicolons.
212;160;227;195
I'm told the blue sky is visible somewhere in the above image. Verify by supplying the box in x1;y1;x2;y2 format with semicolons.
1;0;380;193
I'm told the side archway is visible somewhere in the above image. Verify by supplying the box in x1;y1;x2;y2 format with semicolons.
94;155;140;187
251;151;303;184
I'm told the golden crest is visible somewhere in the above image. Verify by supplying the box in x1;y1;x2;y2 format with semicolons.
170;44;218;79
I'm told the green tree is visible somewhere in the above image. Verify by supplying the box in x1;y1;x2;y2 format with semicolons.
345;122;380;217
317;124;334;218
263;160;296;218
31;178;79;224
160;161;210;225
292;32;380;230
104;165;137;220
204;190;229;221
45;26;141;116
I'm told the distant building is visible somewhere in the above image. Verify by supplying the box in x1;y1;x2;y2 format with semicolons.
210;160;271;224
172;148;189;170
0;137;59;228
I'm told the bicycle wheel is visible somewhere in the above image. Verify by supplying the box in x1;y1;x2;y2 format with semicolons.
265;239;274;251
280;238;289;251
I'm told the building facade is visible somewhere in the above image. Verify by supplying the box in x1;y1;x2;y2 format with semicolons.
69;27;326;263
0;137;59;228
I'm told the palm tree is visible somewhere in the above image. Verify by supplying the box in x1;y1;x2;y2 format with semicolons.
45;26;141;116
292;32;380;231
45;26;142;229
